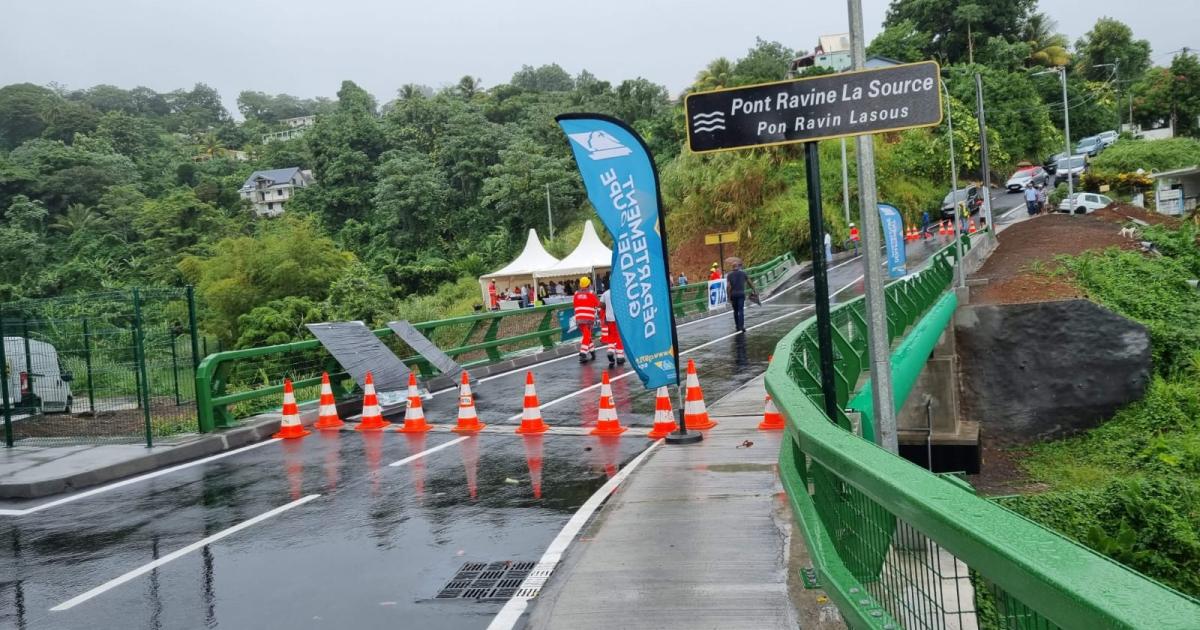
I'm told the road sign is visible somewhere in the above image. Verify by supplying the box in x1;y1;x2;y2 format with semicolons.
685;61;942;153
704;231;739;245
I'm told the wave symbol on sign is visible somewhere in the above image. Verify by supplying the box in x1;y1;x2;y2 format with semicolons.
692;110;726;133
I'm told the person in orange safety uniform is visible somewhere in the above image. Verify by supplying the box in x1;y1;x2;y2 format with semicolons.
573;276;599;363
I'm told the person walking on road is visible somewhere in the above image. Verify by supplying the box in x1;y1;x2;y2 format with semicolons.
1024;183;1038;216
599;287;625;366
848;222;860;256
573;276;599;363
920;210;932;238
726;261;757;334
824;232;833;263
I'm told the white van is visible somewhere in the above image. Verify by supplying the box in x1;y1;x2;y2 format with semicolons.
3;337;73;414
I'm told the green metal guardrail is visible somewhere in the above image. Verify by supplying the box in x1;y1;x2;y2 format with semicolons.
195;252;797;432
669;252;796;315
765;234;1200;629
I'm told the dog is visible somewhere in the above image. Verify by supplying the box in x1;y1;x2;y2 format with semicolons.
1119;226;1138;239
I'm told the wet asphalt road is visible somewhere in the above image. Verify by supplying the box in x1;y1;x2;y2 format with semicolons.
0;239;945;630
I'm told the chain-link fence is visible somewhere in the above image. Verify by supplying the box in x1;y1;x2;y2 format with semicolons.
0;288;201;447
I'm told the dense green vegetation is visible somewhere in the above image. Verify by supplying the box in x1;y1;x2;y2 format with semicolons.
0;0;1196;352
1001;227;1200;597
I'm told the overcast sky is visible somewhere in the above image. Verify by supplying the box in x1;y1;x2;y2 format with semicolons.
2;0;1194;115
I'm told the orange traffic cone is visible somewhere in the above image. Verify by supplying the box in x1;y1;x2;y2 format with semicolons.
313;372;344;430
758;393;785;430
515;371;549;434
939;220;948;236
355;371;391;431
396;373;432;433
647;386;678;439
590;371;627;436
451;371;486;433
759;356;786;430
272;378;311;439
683;359;716;430
968;218;978;234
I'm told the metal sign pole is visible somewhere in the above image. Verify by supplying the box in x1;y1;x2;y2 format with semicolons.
849;0;899;453
805;143;840;421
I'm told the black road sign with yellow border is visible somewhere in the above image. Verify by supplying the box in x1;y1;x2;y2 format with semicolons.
685;61;943;153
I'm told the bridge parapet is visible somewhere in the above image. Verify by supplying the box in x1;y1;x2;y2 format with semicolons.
766;233;1200;629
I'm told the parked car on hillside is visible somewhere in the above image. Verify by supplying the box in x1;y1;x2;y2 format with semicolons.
1006;166;1049;192
1058;192;1113;214
3;337;73;414
1075;136;1104;157
1097;130;1118;147
1054;155;1088;184
940;185;984;219
1043;151;1067;175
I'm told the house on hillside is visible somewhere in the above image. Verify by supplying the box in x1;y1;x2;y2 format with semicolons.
791;33;852;74
238;167;314;217
263;115;317;143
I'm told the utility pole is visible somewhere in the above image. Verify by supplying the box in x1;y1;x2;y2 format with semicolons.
942;81;966;289
1060;66;1074;203
840;138;851;223
973;73;995;233
848;0;897;453
545;184;554;239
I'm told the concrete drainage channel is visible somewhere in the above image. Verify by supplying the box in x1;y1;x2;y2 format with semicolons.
435;561;538;601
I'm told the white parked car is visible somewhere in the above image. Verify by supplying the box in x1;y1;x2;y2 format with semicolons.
1006;166;1049;192
1097;130;1118;147
3;337;73;413
1058;192;1114;214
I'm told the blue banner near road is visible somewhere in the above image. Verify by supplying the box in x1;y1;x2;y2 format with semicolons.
878;203;908;278
557;114;677;389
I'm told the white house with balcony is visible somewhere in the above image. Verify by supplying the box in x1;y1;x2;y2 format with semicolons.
238;167;314;217
263;115;317;143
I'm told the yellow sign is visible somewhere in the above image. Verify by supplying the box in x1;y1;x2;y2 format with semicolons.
704;231;739;245
1099;184;1111;193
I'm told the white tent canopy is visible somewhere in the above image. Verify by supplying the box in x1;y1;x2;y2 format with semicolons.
479;228;559;304
535;220;612;280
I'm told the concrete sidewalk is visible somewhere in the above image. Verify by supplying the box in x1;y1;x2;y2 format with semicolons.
527;374;839;629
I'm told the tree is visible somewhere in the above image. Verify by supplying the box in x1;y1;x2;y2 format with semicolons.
1132;53;1200;137
480;137;582;240
613;78;669;125
1074;18;1152;83
1021;13;1069;68
867;20;933;63
0;83;58;149
510;64;574;92
694;58;735;91
41;100;101;144
883;0;1037;63
235;296;329;348
324;262;395;325
370;148;453;249
180;216;354;342
732;38;795;85
50;203;100;234
454;76;483;100
166;83;230;132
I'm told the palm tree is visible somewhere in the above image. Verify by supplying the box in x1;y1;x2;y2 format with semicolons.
50;204;100;235
1023;13;1070;67
455;76;482;100
694;58;734;91
398;84;426;101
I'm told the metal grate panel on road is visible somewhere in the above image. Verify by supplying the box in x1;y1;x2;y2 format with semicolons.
435;560;540;602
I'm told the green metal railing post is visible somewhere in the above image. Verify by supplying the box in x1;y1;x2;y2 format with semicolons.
1;317;12;447
170;337;181;406
82;318;96;417
133;289;153;447
22;319;32;409
187;286;201;371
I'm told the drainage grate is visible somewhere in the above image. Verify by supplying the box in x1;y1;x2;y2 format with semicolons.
436;561;542;601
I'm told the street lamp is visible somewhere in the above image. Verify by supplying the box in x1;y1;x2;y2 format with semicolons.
1033;67;1073;206
941;81;966;289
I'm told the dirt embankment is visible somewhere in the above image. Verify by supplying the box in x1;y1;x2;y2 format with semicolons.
971;213;1137;305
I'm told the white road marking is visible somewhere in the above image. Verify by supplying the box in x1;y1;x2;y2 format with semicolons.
486;439;663;630
50;493;320;611
0;438;283;518
388;435;468;467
